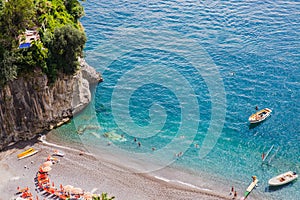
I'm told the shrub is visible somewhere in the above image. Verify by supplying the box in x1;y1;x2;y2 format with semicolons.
46;25;86;75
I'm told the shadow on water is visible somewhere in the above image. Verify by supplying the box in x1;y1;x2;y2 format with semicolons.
249;119;268;130
249;114;272;130
265;181;298;193
249;121;264;129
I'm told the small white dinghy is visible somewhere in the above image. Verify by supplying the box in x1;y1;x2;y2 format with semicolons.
249;108;272;124
268;171;298;186
52;149;65;157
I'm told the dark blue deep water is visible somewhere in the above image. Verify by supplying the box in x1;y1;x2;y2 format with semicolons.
57;1;300;199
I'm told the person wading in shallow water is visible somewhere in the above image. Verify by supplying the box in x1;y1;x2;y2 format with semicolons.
230;186;234;195
233;190;237;199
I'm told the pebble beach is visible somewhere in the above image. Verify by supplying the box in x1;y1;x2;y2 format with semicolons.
0;135;264;200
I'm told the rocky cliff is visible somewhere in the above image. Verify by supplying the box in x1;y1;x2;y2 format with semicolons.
0;58;101;150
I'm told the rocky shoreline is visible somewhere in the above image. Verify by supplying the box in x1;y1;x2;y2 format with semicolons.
0;58;102;150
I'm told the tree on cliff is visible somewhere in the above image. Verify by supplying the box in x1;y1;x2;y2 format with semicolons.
64;0;85;21
0;0;86;85
0;0;35;49
0;51;18;86
0;0;35;85
47;25;86;75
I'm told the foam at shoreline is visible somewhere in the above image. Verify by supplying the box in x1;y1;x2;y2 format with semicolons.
44;130;270;200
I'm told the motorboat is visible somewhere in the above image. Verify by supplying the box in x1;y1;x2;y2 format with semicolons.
268;171;298;186
248;108;272;124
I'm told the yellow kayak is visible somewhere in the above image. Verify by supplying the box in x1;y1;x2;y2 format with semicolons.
17;148;38;159
241;176;258;200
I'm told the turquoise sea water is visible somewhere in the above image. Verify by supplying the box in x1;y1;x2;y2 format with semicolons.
54;0;299;199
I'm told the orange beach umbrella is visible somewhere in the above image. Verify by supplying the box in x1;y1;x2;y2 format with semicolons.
38;177;49;184
38;173;48;179
83;192;93;200
71;187;83;194
63;185;74;193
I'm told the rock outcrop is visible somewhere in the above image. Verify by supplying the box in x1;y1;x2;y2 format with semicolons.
0;59;101;150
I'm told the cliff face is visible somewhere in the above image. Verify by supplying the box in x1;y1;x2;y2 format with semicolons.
0;59;101;149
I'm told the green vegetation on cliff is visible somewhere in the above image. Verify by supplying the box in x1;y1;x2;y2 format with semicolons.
0;0;86;85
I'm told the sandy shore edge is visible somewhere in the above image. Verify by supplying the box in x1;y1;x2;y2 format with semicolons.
0;136;258;200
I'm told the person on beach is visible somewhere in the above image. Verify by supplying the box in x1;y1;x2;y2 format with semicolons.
233;191;237;199
177;152;183;157
230;186;234;195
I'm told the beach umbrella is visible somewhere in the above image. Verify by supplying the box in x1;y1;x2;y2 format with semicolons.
42;161;53;167
83;192;93;200
48;187;56;194
22;191;32;198
39;166;52;173
38;177;49;184
38;173;48;179
63;185;74;193
47;155;58;162
71;187;83;194
19;187;29;193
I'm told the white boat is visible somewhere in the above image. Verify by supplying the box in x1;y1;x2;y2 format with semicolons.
248;108;272;124
268;171;298;186
52;150;65;157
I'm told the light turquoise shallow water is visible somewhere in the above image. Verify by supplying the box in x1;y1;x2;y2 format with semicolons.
53;0;299;199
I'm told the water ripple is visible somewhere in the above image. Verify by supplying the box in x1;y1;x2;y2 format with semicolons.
79;1;300;199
